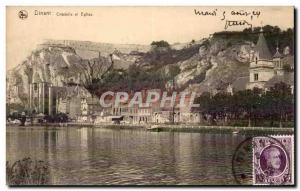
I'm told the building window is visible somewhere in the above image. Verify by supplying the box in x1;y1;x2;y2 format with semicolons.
255;57;258;64
254;73;259;81
34;83;38;91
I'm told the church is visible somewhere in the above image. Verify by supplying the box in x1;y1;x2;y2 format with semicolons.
247;29;294;90
28;72;91;117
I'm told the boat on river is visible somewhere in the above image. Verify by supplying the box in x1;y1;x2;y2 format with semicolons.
146;125;160;131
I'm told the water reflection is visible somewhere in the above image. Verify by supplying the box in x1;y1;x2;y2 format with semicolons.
7;127;245;185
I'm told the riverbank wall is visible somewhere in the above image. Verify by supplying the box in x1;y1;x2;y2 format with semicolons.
7;122;294;134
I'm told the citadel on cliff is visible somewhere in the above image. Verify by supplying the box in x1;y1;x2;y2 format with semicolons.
6;29;294;124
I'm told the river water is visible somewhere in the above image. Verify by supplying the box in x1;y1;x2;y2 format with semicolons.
7;127;247;185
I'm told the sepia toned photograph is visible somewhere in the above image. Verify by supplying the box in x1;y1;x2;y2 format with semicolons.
6;6;295;186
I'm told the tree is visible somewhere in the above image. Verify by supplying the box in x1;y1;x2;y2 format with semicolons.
236;88;263;127
151;40;170;48
194;82;294;127
267;82;293;127
225;25;294;55
78;56;113;93
165;65;180;81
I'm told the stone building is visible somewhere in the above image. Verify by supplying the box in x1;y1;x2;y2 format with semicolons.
110;91;153;124
79;97;103;122
29;79;91;116
93;89;202;125
247;29;294;90
56;86;91;119
29;82;51;114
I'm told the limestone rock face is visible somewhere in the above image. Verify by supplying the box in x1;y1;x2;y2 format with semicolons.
7;45;98;105
7;37;253;106
209;39;227;55
172;38;252;93
111;51;143;70
198;45;208;58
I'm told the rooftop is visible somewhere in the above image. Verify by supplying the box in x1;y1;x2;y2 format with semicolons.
255;32;272;60
265;73;294;88
273;47;283;58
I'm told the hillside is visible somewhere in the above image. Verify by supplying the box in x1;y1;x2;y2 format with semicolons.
7;26;294;106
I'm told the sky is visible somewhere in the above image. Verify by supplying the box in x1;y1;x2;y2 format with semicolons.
6;6;294;70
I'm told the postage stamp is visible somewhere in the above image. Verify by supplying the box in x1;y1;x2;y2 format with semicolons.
253;136;294;185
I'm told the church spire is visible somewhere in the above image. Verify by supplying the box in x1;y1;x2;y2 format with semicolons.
255;28;272;60
273;41;282;58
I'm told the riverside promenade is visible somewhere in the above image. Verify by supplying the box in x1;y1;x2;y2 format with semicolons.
9;122;293;134
146;124;294;134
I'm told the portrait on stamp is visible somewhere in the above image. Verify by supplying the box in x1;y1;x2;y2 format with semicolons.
253;136;293;185
260;145;287;177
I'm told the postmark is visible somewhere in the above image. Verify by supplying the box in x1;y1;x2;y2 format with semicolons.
232;137;253;185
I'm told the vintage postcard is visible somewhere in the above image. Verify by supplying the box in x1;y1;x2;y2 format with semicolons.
6;6;295;186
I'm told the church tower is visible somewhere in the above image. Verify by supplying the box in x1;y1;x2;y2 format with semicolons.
29;69;51;115
273;44;284;75
248;29;275;89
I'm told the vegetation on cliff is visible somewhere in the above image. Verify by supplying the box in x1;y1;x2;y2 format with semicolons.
213;25;294;54
7;25;294;105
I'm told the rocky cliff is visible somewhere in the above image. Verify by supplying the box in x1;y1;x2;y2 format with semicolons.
7;36;254;105
174;37;252;93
